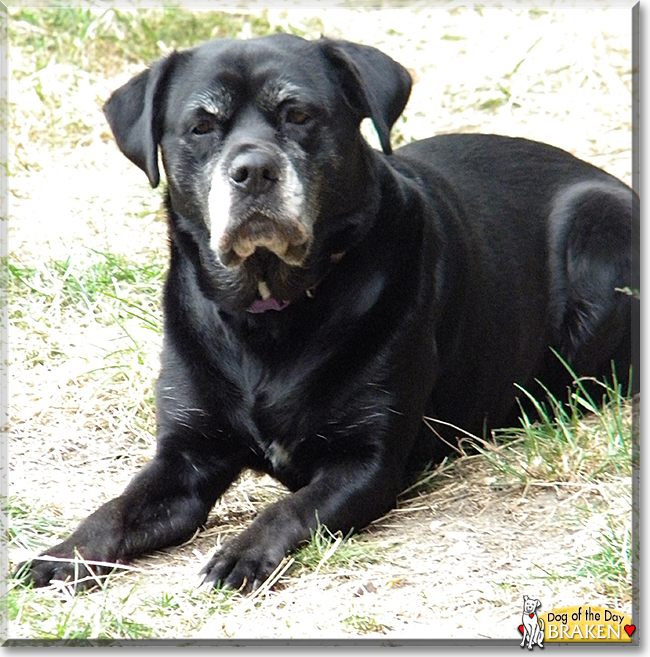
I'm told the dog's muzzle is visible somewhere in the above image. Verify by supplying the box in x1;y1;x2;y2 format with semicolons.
218;213;311;268
209;147;311;268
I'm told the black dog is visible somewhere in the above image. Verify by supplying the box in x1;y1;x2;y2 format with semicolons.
19;34;637;592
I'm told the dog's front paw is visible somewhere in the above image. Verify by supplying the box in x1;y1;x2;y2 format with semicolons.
14;538;121;591
198;531;287;594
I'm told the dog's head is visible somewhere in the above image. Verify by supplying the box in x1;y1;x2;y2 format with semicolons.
523;596;541;614
103;34;412;311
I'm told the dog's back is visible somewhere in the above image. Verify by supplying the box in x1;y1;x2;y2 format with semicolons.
394;134;636;436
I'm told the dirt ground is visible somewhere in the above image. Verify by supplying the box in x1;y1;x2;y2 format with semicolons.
7;5;635;642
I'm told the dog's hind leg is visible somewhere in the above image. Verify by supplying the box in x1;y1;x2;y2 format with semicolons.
547;180;638;395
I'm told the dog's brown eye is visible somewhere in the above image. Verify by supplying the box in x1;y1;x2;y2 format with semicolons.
285;108;310;125
192;119;216;135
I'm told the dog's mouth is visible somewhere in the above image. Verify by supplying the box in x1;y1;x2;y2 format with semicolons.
217;211;312;269
225;245;303;313
243;248;345;314
213;210;315;313
248;280;292;313
203;210;346;314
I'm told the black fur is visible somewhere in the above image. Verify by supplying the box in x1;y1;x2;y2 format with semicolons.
17;34;637;592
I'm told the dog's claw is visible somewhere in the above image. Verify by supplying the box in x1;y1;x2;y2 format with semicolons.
196;571;209;590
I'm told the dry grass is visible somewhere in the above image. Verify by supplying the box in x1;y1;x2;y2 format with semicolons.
6;5;635;643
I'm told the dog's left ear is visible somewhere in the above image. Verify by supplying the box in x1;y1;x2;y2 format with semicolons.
103;51;184;187
319;39;412;155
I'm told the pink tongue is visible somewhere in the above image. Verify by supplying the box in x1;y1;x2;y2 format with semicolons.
247;297;291;313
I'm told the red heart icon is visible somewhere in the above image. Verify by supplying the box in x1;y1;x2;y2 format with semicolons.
518;624;524;635
529;613;535;618
624;624;636;637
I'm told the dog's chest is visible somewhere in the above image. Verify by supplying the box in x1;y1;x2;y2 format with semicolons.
200;308;392;483
231;347;319;474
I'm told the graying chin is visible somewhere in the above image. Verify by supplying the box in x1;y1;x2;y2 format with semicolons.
217;212;312;269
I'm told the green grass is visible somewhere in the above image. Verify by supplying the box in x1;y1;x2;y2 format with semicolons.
576;515;632;600
10;7;274;74
7;542;240;641
292;523;387;576
6;572;240;641
341;613;390;635
519;508;633;605
9;251;164;331
141;589;238;627
409;363;633;499
5;498;68;552
514;378;631;480
52;251;164;307
447;363;634;488
9;6;325;76
415;365;633;607
6;580;158;642
8;251;162;440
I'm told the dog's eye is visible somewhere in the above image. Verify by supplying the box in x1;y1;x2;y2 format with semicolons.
284;108;310;126
192;119;216;135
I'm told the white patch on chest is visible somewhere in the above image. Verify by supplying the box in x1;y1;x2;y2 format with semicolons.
266;441;290;470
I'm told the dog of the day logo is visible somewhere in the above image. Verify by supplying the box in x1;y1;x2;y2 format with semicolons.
517;597;635;646
519;596;544;649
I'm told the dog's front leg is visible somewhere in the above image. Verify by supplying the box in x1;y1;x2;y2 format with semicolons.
199;458;399;593
528;627;536;650
15;446;242;590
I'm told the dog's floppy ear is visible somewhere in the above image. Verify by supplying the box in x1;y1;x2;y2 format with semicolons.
103;52;182;187
319;39;412;155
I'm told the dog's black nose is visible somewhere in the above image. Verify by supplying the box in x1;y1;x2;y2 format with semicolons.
228;150;280;195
